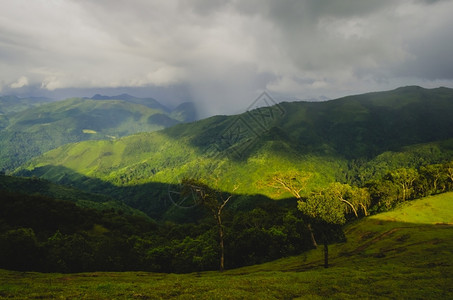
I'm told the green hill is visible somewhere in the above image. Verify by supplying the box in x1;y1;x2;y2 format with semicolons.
0;95;53;116
15;86;453;219
0;96;195;171
0;95;54;130
1;192;452;299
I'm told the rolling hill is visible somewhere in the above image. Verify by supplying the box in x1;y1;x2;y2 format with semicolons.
0;95;197;171
0;95;53;116
0;95;54;130
15;86;453;219
1;192;451;299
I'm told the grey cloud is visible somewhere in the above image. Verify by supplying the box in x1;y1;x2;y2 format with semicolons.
1;0;453;115
393;24;453;80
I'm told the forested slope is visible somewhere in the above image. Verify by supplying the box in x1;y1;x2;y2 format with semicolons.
0;96;196;171
15;86;453;219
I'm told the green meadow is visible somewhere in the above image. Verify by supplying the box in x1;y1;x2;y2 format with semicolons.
2;192;452;299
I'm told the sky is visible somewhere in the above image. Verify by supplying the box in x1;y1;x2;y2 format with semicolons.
1;0;453;116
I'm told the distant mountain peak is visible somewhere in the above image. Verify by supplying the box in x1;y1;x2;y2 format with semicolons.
91;94;136;100
394;85;423;91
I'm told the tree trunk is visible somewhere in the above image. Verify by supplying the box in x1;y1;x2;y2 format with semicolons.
217;214;225;272
308;223;317;248
447;167;453;183
324;241;329;269
359;203;368;216
339;198;358;218
401;183;407;201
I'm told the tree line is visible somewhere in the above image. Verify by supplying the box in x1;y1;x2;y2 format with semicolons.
262;160;453;268
366;160;453;212
0;191;313;273
1;159;453;273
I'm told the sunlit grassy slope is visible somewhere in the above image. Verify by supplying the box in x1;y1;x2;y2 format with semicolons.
0;96;193;171
1;192;452;299
16;86;453;194
14;87;453;219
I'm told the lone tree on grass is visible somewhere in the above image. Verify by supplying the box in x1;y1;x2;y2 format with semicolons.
182;178;238;272
298;182;370;268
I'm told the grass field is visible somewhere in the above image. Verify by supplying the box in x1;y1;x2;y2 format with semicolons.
1;193;453;299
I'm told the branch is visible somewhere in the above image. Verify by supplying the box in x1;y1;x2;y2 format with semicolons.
359;202;368;216
339;198;358;218
218;184;239;214
267;176;303;199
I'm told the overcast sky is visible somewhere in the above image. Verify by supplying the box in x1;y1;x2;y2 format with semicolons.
1;0;453;116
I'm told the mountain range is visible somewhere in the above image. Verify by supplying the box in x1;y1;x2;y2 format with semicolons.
0;94;197;171
13;86;453;219
2;85;453;284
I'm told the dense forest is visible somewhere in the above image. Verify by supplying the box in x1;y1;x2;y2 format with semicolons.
0;184;312;273
1;156;453;273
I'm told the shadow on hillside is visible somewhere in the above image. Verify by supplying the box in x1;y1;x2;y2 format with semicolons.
159;88;453;162
14;165;288;222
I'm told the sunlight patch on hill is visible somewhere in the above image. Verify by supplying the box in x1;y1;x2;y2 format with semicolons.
370;192;453;224
82;129;97;134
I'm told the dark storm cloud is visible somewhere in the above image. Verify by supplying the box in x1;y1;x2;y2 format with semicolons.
1;0;453;115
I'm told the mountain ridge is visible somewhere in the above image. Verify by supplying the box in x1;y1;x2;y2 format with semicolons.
0;96;197;171
15;86;453;219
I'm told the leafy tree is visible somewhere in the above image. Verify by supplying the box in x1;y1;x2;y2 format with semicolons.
366;179;399;211
0;228;40;271
326;182;370;218
171;234;217;272
445;161;453;188
416;164;447;196
385;168;418;201
260;170;312;199
298;193;343;269
298;182;369;268
259;170;318;246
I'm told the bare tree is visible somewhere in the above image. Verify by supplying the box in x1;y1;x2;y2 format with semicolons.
182;178;238;272
260;171;319;246
261;170;312;199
